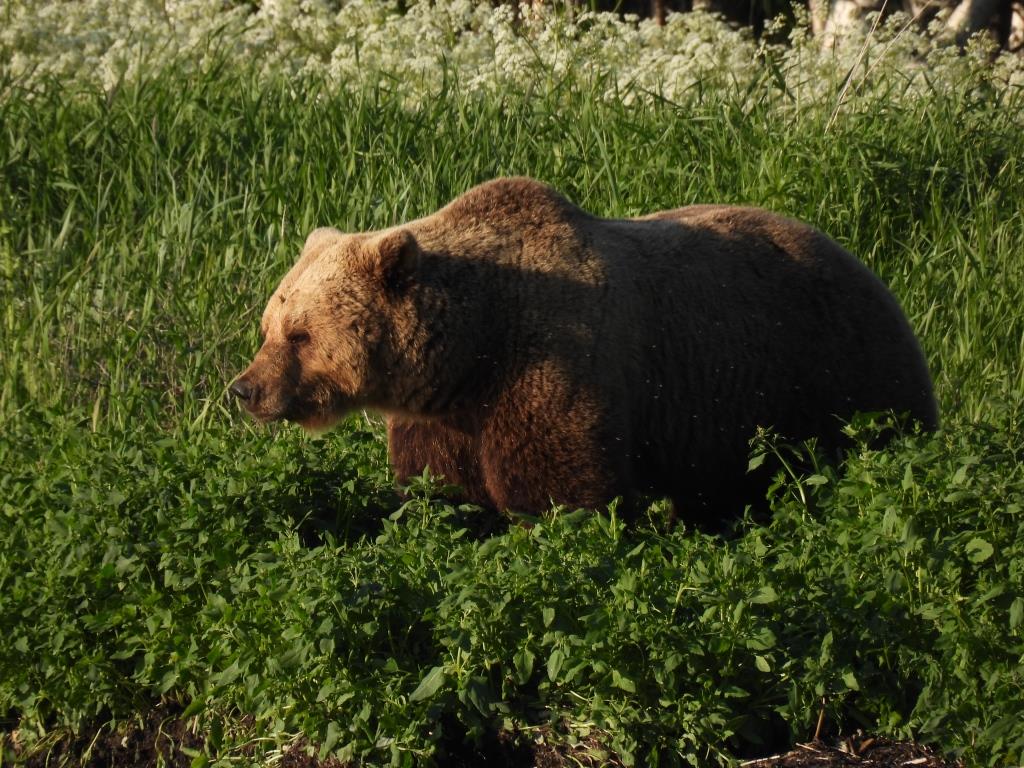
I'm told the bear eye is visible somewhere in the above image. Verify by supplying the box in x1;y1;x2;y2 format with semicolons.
287;330;310;346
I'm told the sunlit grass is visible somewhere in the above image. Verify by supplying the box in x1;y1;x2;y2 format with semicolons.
2;68;1022;429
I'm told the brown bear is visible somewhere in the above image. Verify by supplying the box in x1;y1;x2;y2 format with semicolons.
231;177;937;526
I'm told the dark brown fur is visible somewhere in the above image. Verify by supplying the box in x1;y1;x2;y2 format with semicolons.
233;178;938;525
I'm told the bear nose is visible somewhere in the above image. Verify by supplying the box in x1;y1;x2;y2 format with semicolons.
230;379;254;402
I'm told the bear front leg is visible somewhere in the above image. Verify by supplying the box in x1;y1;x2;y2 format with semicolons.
478;365;630;515
386;417;492;508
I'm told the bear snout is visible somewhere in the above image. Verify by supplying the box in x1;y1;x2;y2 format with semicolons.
229;379;254;402
230;367;299;423
229;373;271;417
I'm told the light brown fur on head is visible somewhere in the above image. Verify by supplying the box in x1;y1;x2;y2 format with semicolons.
233;226;424;430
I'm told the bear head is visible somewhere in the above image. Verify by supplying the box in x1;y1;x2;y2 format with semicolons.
231;226;420;431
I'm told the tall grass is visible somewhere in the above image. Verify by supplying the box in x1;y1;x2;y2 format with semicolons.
1;56;1023;766
2;67;1022;428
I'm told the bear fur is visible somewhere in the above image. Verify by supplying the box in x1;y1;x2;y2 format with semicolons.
232;177;938;525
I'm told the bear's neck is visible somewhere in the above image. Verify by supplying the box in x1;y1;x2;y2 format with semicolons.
384;259;510;419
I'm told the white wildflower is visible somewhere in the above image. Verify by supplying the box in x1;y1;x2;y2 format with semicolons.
0;0;1018;114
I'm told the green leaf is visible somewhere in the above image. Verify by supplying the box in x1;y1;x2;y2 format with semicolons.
966;537;994;563
462;677;491;714
755;655;771;673
409;666;446;702
321;721;341;754
547;649;565;681
746;628;776;651
951;464;970;486
181;698;206;718
1010;598;1023;630
749;586;778;604
514;648;535;684
612;669;636;692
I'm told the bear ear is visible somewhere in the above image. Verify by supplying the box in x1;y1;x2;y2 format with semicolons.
274;227;344;303
368;229;421;294
302;227;343;257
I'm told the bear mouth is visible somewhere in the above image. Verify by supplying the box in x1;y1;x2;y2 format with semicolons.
242;404;287;424
237;379;354;431
280;392;353;432
288;410;346;433
238;394;298;425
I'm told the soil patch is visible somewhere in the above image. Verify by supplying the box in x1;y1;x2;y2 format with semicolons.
9;703;203;768
742;736;962;767
4;708;960;768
